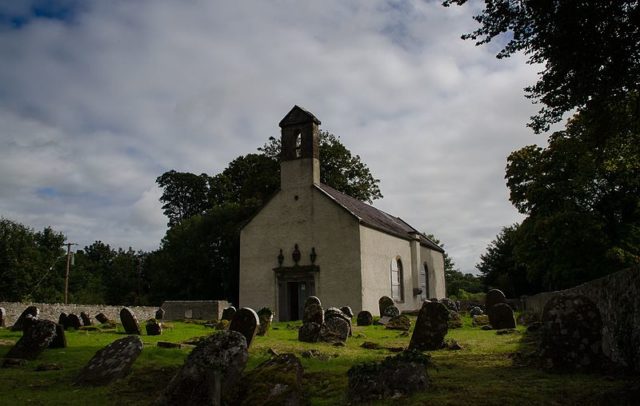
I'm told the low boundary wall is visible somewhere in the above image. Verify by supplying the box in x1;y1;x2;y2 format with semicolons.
0;302;158;325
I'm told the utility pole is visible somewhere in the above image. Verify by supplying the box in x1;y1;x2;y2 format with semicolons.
64;242;77;305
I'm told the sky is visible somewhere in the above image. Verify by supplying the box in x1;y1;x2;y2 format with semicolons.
0;0;545;274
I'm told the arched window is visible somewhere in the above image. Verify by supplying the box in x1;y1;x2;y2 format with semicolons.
295;132;302;158
420;262;429;300
390;257;404;301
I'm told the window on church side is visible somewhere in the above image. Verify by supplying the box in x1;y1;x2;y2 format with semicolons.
420;262;429;300
295;132;302;158
391;257;404;301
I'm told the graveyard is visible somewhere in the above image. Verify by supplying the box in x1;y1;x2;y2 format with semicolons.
0;304;635;405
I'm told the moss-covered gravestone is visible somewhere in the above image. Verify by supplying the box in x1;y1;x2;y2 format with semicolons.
120;307;141;335
233;353;304;405
356;310;373;326
303;303;324;325
409;301;449;351
11;306;38;332
386;315;411;331
256;307;273;336
469;306;484;317
229;307;259;348
378;296;394;317
487;303;516;330
298;322;321;343
4;319;57;361
154;331;248;406
75;336;143;386
319;316;350;344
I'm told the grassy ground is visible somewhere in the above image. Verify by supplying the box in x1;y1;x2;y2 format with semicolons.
0;316;634;405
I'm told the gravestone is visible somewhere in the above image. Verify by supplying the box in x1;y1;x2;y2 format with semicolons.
256;307;273;336
378;296;394;317
356;311;373;326
382;305;400;318
409;301;450;351
485;289;507;309
221;306;237;321
95;313;109;324
155;308;165;320
448;311;464;329
11;306;39;331
298;322;321;343
440;298;458;312
325;307;352;337
234;353;304;405
154;331;248;406
49;324;67;349
303;303;324;325
487;303;516;330
341;306;354;318
472;314;490;326
469;306;483;317
4;319;57;360
385;315;411;331
304;296;321;308
146;319;162;336
80;312;93;326
66;314;82;330
0;307;5;328
58;313;68;326
120;307;141;335
229;307;259;348
319;317;350;344
75;336;143;385
539;294;603;371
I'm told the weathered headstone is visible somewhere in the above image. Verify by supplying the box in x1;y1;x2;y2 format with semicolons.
440;298;458;312
155;308;165;320
469;306;484;317
95;312;109;324
385;315;411;331
448;311;463;329
304;296;321;308
11;306;39;331
4;319;57;360
325;307;352;337
341;306;354;318
0;307;5;328
229;307;259;348
58;312;68;326
75;336;143;385
298;322;321;343
146;319;162;336
120;307;141;335
347;350;430;403
356;310;373;326
472;314;490;327
487;303;516;330
382;304;400;318
49;324;67;349
221;306;237;321
319;316;350;344
256;307;273;336
66;314;82;330
234;353;304;405
409;301;450;351
154;331;248;406
303;303;324;325
539;294;603;371
80;312;93;326
485;289;507;309
378;296;394;317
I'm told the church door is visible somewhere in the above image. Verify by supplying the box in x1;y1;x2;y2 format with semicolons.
277;276;315;321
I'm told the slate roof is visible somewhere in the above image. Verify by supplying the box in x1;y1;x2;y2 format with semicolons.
315;184;444;252
279;105;321;127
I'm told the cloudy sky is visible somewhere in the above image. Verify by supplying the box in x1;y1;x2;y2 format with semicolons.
0;0;545;273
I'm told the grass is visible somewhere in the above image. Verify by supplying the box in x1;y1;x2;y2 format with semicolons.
0;315;635;405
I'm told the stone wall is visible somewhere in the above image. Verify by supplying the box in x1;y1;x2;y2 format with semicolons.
160;300;229;321
0;302;158;325
524;267;640;372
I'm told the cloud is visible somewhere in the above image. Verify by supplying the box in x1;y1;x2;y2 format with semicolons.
0;0;544;272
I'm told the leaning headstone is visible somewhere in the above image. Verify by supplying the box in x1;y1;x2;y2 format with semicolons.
75;335;143;385
382;305;400;318
49;324;67;349
378;296;394;317
154;331;248;406
298;322;321;343
95;313;109;324
485;289;507;309
256;307;273;336
341;306;354;318
155;308;165;320
538;294;603;371
386;315;411;331
80;312;93;326
409;301;450;351
319;316;350;344
234;353;304;405
146;319;162;336
0;307;5;328
347;350;430;403
229;307;259;348
487;303;516;330
4;319;57;360
469;306;484;317
221;306;237;321
11;306;39;331
303;303;324;325
66;314;82;330
120;307;141;335
356;311;373;326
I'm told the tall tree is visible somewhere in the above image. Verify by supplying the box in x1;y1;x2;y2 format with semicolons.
156;170;212;226
444;0;640;133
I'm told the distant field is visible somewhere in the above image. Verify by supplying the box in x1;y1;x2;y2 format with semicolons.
0;316;633;405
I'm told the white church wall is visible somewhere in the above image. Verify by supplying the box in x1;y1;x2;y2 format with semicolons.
421;246;446;299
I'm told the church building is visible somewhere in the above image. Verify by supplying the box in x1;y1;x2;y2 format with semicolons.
239;106;446;321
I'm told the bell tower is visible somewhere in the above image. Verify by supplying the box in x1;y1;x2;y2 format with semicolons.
279;105;321;190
